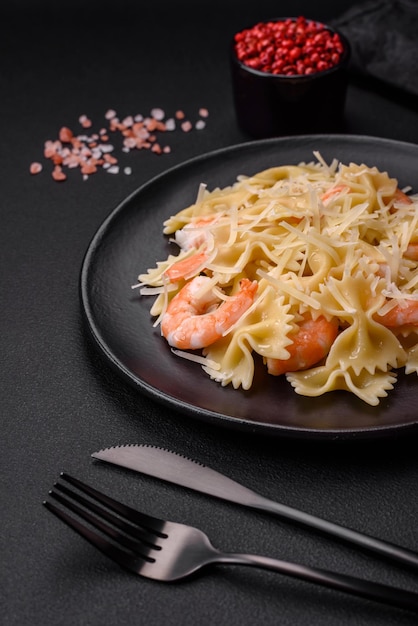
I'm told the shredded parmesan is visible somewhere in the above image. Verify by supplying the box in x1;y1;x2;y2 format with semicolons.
137;155;418;405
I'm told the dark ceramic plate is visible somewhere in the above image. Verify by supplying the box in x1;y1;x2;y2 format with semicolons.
80;135;418;440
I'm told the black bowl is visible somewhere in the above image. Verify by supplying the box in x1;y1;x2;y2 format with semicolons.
230;18;351;138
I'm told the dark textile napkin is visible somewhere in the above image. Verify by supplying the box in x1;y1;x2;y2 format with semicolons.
332;0;418;97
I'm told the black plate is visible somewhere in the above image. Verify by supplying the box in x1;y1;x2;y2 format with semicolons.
80;135;418;440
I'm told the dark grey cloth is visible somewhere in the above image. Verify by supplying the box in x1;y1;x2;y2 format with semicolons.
333;0;418;96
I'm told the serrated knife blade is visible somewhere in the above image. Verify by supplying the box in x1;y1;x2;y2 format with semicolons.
92;444;418;571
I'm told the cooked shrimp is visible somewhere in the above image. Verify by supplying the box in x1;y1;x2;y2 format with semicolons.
164;251;208;282
174;217;215;251
320;185;350;205
393;188;412;205
394;190;416;261
266;315;339;376
404;243;418;262
165;217;216;282
375;301;418;327
161;276;258;349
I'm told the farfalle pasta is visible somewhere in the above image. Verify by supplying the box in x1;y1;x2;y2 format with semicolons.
135;154;418;405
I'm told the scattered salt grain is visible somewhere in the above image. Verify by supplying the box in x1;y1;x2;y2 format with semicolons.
29;162;43;174
59;127;74;143
52;165;66;181
181;121;193;132
123;137;137;149
165;118;176;131
30;106;209;181
100;143;114;153
79;114;92;128
150;107;165;120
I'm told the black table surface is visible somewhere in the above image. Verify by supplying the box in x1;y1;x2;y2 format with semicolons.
3;2;418;625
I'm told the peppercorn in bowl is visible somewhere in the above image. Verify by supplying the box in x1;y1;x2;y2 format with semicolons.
230;16;350;138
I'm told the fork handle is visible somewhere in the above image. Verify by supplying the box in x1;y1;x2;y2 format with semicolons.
217;553;418;613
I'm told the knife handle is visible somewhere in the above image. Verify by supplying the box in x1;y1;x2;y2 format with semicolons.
250;494;418;571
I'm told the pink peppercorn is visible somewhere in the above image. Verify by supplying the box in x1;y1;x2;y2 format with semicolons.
234;16;345;76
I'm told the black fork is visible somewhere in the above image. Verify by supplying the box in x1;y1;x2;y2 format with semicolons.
44;473;418;614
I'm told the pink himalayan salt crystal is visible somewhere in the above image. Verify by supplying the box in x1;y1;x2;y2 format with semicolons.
29;162;43;174
31;106;208;181
181;120;193;132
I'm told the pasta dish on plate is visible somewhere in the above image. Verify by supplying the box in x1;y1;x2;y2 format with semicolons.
135;153;418;406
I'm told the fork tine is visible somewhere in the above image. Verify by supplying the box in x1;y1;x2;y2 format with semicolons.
48;486;156;557
60;473;167;536
43;498;144;574
52;481;160;548
44;475;167;570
